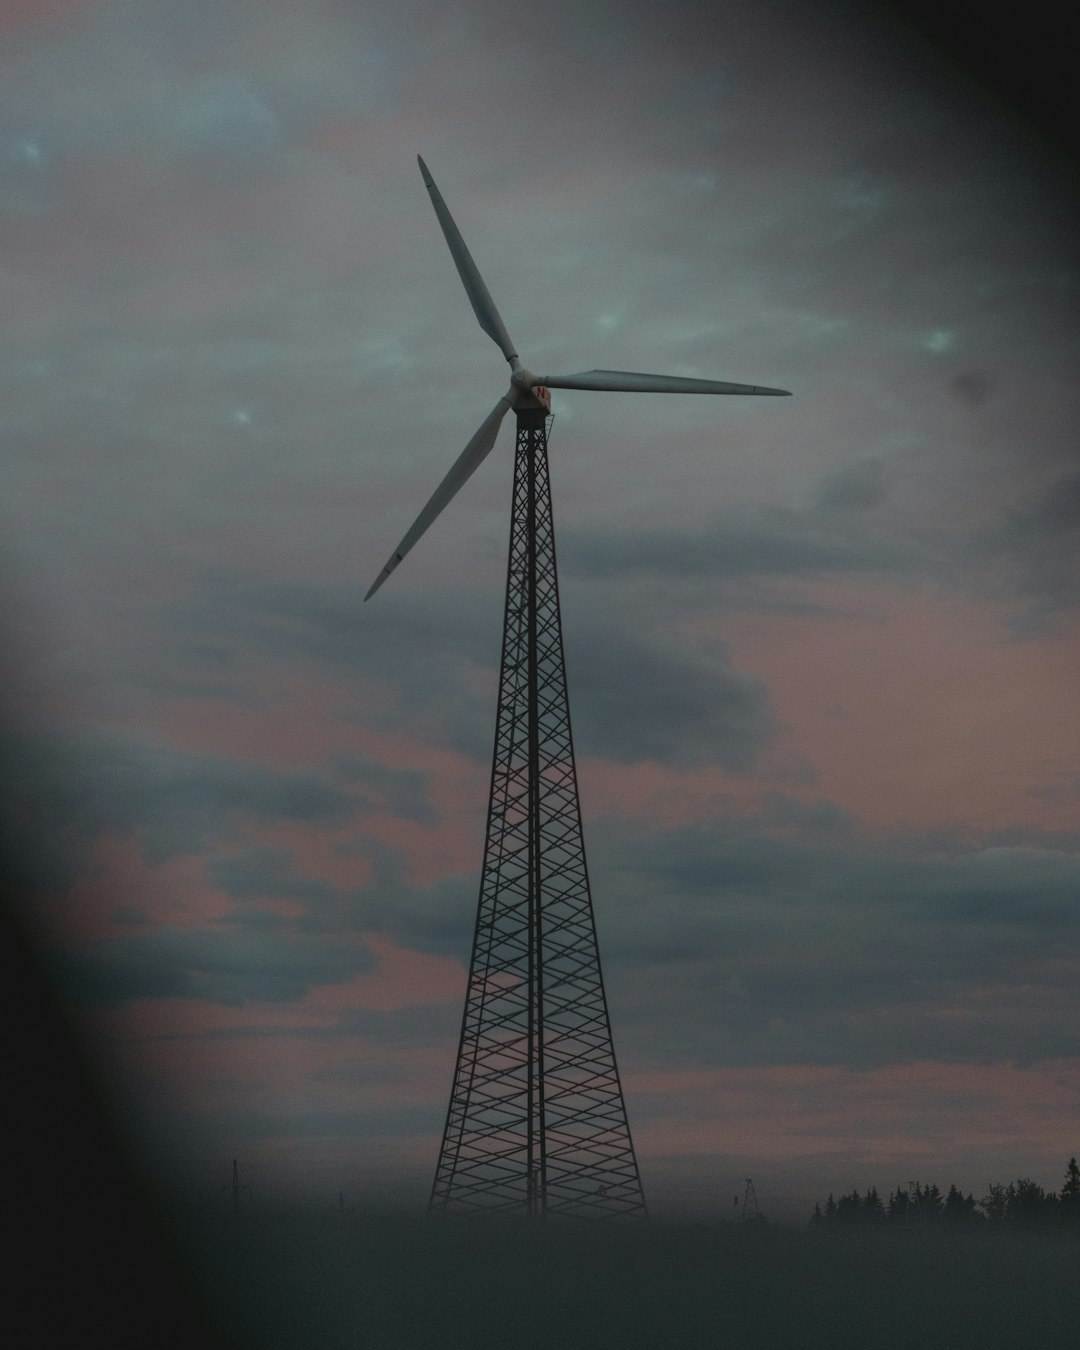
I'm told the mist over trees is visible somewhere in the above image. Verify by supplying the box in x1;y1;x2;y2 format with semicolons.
810;1157;1080;1234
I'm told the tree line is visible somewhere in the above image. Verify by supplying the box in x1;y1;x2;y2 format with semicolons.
809;1157;1079;1233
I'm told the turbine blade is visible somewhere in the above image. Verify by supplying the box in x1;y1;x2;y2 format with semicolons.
365;395;513;601
539;369;791;396
418;156;518;365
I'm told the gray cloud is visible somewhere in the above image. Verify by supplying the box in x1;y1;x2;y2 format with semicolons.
329;753;435;825
0;1;394;162
575;818;1080;1071
815;457;888;513
563;618;773;770
965;469;1080;631
0;726;357;891
206;848;345;913
165;572;502;755
178;792;1079;1075
57;922;376;1008
949;370;993;408
203;837;476;953
161;570;775;771
560;506;914;583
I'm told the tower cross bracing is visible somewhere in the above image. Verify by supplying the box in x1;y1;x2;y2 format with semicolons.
429;404;646;1218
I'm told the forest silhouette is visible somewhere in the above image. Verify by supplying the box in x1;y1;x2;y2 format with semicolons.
809;1157;1080;1233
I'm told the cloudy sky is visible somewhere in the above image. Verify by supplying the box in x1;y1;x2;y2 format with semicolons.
2;0;1077;1220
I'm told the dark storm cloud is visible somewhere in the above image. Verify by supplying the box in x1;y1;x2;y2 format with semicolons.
966;469;1080;630
348;859;478;952
560;505;913;583
206;848;343;914
329;753;435;825
1030;771;1080;807
0;0;393;162
150;998;452;1060
221;575;494;675
949;371;993;408
757;791;855;836
0;726;356;891
204;838;476;953
563;617;772;770
57;921;375;1008
178;785;1077;1074
814;457;888;513
596;821;1080;944
165;571;502;754
580;820;1080;1069
614;959;1080;1072
165;570;776;770
205;842;461;947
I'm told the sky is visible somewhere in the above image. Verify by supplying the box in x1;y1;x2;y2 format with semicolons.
1;0;1077;1223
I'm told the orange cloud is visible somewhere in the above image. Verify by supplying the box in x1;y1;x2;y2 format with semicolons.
714;586;1080;832
38;833;232;945
626;1059;1080;1169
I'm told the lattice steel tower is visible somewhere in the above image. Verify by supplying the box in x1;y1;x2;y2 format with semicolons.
428;398;645;1218
365;157;789;1221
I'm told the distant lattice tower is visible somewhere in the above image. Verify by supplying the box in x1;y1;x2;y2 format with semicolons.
740;1177;760;1222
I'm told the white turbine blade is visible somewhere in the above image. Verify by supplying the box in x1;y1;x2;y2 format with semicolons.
418;156;518;365
539;369;791;396
365;395;513;601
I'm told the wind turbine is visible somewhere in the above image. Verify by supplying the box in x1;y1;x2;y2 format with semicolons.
367;157;789;1219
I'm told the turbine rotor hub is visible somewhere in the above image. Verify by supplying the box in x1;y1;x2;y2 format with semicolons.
510;367;551;414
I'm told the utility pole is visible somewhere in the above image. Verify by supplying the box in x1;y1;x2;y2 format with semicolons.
226;1158;251;1214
